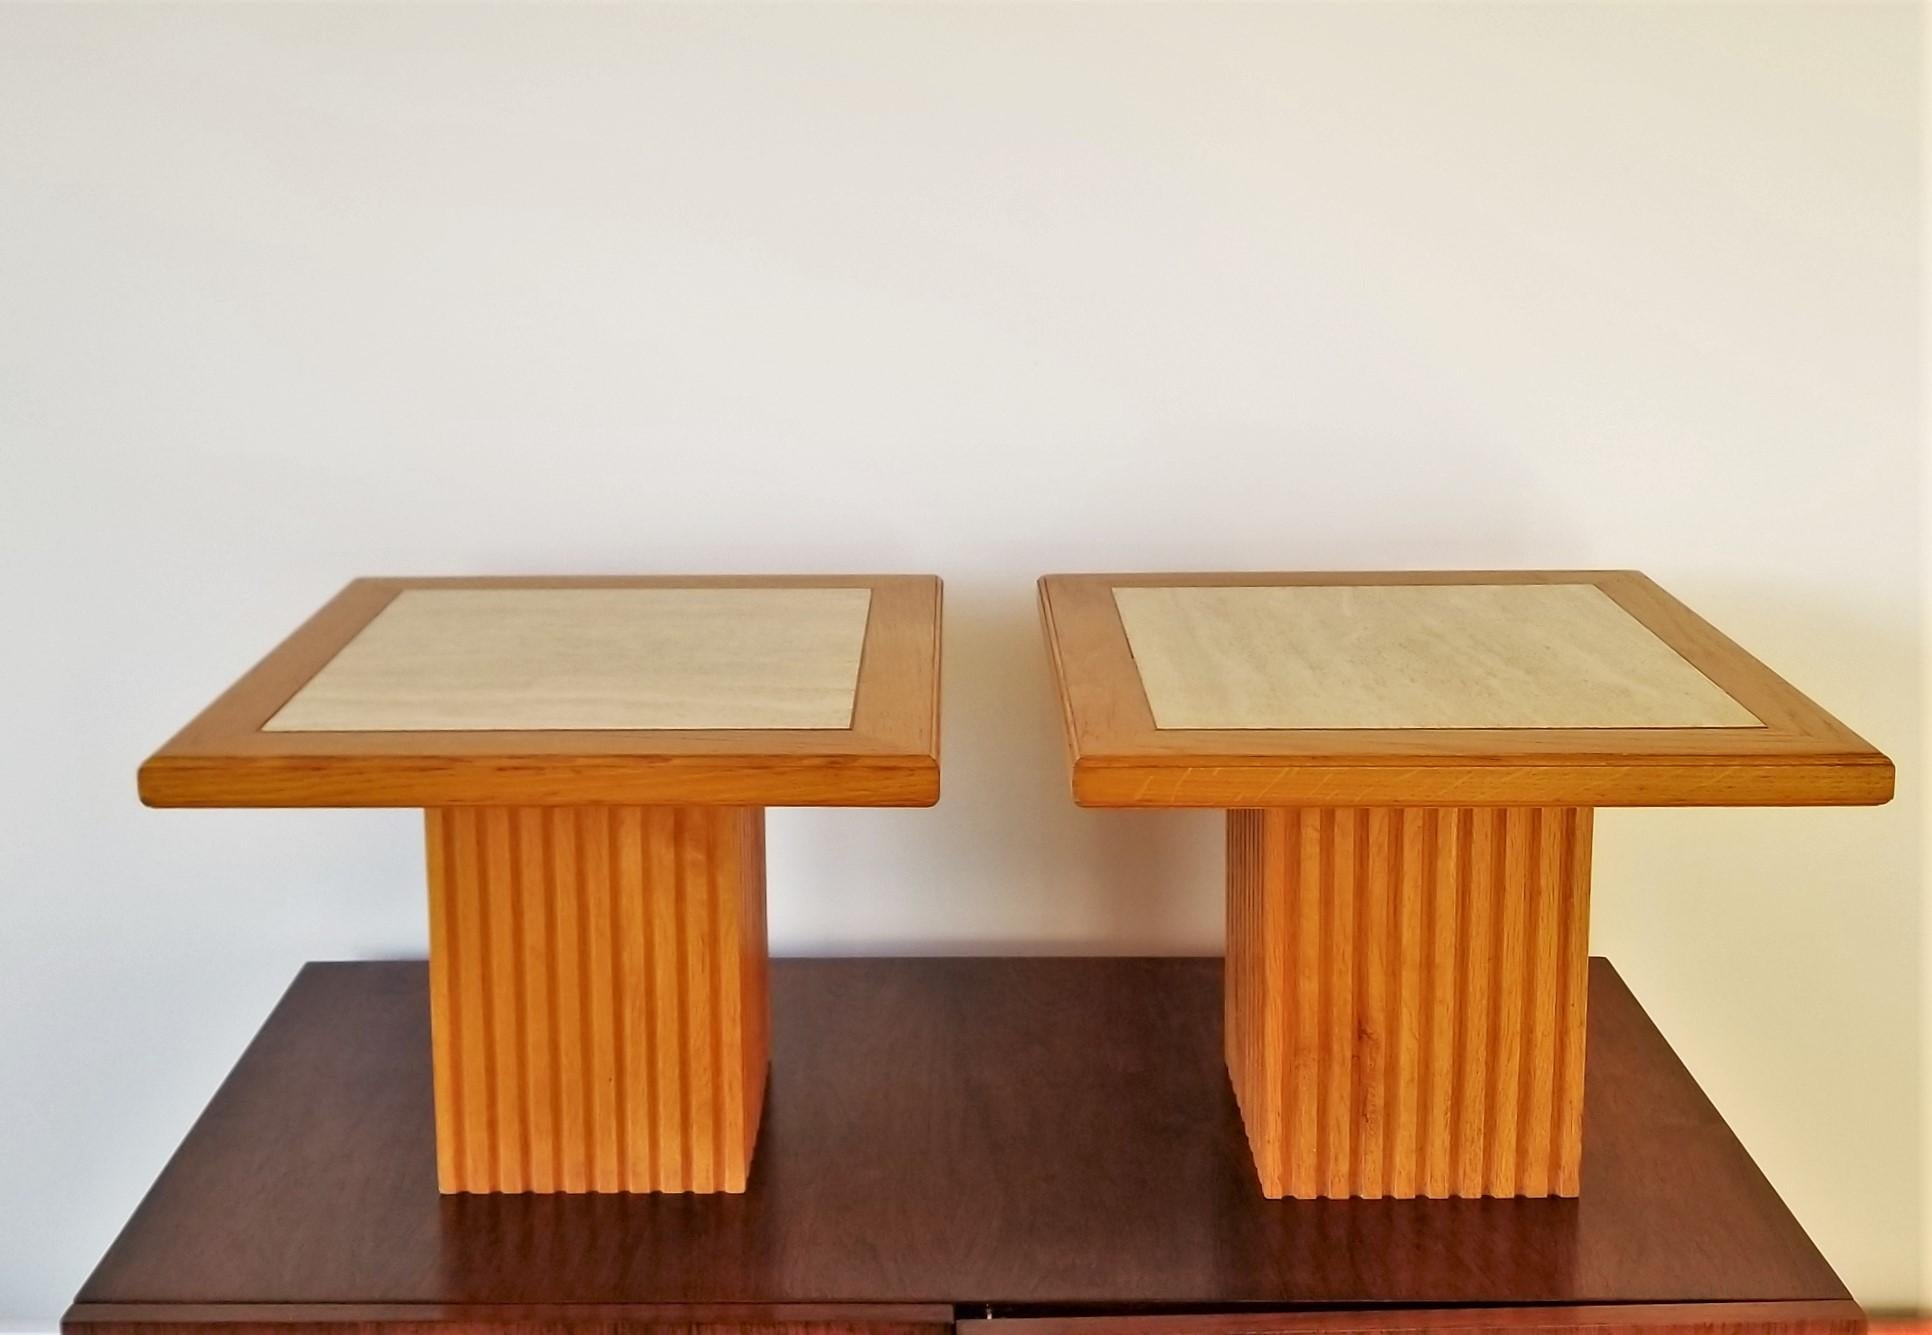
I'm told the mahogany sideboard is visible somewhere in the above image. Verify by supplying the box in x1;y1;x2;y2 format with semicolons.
66;955;1859;1335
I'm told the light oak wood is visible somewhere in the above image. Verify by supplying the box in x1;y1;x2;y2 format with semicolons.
1226;806;1590;1199
1115;583;1757;731
140;576;941;808
141;576;939;1196
1040;571;1891;807
268;588;872;733
426;805;769;1193
1041;570;1887;1200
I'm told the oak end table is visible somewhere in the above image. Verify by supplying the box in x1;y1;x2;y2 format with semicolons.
1038;569;1890;1200
140;575;942;1195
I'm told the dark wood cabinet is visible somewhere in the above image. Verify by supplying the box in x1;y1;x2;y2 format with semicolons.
65;958;1858;1335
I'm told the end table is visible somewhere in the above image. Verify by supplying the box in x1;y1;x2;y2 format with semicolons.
1038;569;1889;1200
141;574;942;1194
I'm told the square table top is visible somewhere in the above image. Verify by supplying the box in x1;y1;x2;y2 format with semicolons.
1038;570;1890;808
140;575;941;808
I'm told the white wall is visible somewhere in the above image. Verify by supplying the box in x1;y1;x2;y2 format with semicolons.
0;1;1919;1321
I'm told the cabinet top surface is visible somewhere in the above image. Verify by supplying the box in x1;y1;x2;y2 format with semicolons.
1037;570;1889;807
74;955;1845;1314
138;576;942;808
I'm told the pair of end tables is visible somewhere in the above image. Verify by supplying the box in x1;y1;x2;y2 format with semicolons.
76;570;1891;1335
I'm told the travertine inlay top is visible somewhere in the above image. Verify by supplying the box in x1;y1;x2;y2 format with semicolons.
1114;583;1761;731
265;587;873;732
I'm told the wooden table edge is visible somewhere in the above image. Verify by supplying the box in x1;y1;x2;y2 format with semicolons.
1037;569;1650;588
1037;569;1893;810
1036;578;1087;796
1067;753;1895;808
140;574;944;810
138;752;942;809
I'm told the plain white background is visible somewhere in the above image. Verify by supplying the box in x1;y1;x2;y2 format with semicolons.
0;1;1921;1324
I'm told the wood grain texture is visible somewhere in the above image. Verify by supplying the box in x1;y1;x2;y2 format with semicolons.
64;1306;950;1335
268;589;872;733
72;957;1850;1310
1039;571;1892;807
61;1303;1859;1335
1227;807;1591;1199
426;806;769;1193
1115;584;1757;730
977;1302;1864;1335
140;576;941;808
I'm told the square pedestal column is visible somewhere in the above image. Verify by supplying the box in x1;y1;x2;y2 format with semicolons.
425;805;769;1194
1226;806;1592;1199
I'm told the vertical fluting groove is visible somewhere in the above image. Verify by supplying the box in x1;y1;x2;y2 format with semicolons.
712;811;732;1191
571;808;594;1188
505;811;531;1189
580;807;615;1185
605;808;629;1186
425;812;463;1191
624;805;653;1192
1313;808;1330;1192
1353;808;1379;1197
1415;809;1436;1197
1483;808;1508;1191
1290;810;1320;1195
657;807;676;1187
1225;804;1593;1199
1452;808;1486;1197
1228;813;1249;1162
1539;806;1567;1195
675;811;694;1191
1424;809;1459;1196
1391;810;1423;1196
477;811;504;1187
522;808;557;1192
460;809;494;1190
424;805;769;1194
1382;811;1406;1195
703;810;722;1189
1252;808;1265;1165
1492;807;1524;1192
1324;808;1353;1198
1516;805;1553;1194
1492;807;1528;1193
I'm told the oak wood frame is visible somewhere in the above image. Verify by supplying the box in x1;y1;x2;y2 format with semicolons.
1038;570;1891;808
140;576;942;808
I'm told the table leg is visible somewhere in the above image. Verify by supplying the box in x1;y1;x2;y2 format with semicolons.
423;805;769;1194
1226;806;1592;1199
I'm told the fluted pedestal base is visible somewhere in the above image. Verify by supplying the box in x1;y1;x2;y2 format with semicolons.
1226;806;1592;1199
424;805;769;1194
